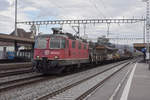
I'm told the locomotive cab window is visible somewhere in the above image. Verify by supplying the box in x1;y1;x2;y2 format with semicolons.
72;41;76;48
50;37;66;49
34;37;47;49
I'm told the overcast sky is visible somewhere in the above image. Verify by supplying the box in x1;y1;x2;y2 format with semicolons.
0;0;147;44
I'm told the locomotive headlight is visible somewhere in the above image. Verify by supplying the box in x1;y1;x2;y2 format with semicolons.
54;56;59;59
36;56;40;59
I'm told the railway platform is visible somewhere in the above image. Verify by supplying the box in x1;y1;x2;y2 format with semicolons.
126;61;150;100
86;60;150;100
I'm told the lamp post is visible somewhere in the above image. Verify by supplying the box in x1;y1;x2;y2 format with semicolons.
15;0;18;36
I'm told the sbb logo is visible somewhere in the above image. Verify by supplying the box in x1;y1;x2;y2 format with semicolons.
44;50;49;55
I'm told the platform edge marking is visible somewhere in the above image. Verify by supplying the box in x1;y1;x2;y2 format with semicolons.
120;63;137;100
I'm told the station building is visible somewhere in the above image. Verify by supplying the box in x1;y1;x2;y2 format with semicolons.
0;28;34;60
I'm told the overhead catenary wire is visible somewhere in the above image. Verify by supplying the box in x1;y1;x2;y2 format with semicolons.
100;0;107;9
88;0;106;18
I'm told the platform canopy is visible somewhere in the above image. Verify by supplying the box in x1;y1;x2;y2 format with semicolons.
133;43;148;52
0;33;34;44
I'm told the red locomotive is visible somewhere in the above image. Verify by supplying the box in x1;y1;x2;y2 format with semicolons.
33;28;89;74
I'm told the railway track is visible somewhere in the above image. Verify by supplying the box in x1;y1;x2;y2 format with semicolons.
0;62;33;78
0;68;33;78
36;60;134;100
0;59;138;100
0;62;32;71
0;74;57;93
0;60;128;93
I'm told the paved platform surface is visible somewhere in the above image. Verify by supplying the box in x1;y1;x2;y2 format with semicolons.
127;62;150;100
87;61;150;100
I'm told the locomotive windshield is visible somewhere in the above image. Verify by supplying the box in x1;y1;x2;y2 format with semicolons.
34;37;47;49
50;37;66;49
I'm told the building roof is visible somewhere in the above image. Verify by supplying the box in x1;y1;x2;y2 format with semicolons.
0;28;34;46
10;28;32;38
134;43;146;47
0;28;34;44
134;43;147;51
0;41;13;46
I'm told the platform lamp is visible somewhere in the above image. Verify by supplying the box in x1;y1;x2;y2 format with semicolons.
15;0;18;36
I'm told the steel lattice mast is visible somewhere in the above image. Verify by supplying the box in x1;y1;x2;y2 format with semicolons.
15;0;18;36
146;0;150;60
143;0;150;60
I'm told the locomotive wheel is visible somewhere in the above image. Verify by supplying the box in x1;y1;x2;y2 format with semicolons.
63;66;72;73
63;65;78;73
